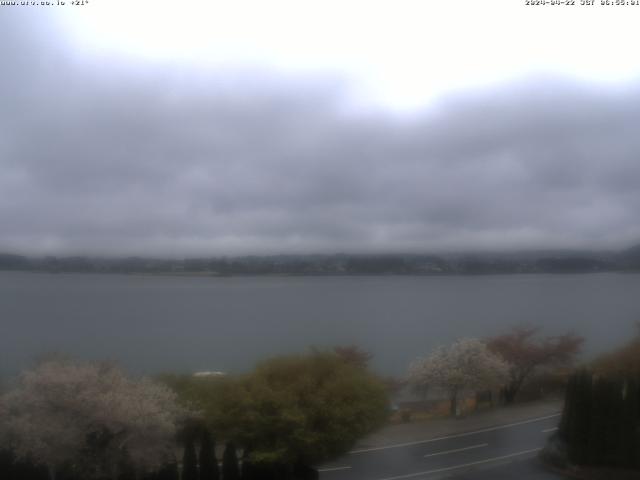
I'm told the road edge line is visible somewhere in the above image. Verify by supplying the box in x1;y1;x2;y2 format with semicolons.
374;447;543;480
349;413;560;454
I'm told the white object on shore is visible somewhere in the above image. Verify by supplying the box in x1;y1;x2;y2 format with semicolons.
193;371;226;377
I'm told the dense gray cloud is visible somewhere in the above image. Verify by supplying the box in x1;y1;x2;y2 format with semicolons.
2;11;640;256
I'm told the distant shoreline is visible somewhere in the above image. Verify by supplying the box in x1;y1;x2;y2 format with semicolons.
1;269;639;279
1;247;639;276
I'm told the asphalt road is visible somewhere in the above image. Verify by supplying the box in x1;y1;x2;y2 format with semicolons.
319;414;564;480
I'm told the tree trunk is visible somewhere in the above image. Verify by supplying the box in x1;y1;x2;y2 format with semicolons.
110;462;120;480
503;385;517;404
504;369;533;404
47;465;56;480
450;390;458;417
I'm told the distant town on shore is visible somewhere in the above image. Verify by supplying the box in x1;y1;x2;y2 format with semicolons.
2;244;640;275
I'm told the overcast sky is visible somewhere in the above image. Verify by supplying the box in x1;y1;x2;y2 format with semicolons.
2;1;640;256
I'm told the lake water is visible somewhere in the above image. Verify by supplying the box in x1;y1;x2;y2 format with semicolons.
1;271;639;378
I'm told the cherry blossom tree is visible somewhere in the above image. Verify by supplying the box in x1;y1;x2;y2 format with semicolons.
409;338;509;416
486;327;583;403
0;359;186;480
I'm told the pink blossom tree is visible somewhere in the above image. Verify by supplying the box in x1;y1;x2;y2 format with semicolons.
486;327;583;403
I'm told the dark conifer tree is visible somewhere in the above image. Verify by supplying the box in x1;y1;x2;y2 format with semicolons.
222;442;240;480
11;457;48;480
559;372;577;440
182;437;198;480
588;377;619;466
240;448;256;480
572;369;592;464
0;449;14;480
151;461;180;480
604;378;625;466
587;378;604;465
117;451;136;480
293;463;319;480
561;370;592;464
636;375;640;468
165;461;181;480
622;378;639;468
242;460;285;480
560;370;640;469
198;429;219;480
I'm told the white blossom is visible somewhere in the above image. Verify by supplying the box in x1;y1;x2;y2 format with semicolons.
409;338;509;414
0;359;187;479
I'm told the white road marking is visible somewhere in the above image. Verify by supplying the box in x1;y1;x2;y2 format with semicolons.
423;443;488;458
349;413;560;454
542;427;558;433
318;466;352;472
374;448;543;480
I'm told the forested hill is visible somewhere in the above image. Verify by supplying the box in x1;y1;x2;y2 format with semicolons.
1;246;640;275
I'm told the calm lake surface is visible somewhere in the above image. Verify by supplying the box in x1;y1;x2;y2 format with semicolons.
1;271;639;378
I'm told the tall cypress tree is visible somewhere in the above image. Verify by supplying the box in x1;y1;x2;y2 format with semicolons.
241;461;285;480
561;370;640;469
11;457;48;480
117;450;136;480
182;437;198;480
621;378;639;468
573;369;592;464
0;449;12;480
151;460;180;480
561;369;593;464
222;442;240;480
240;449;255;480
588;377;624;466
559;373;577;441
605;378;625;466
637;375;640;468
198;429;219;480
636;375;640;468
163;461;180;480
293;463;319;480
588;377;608;465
